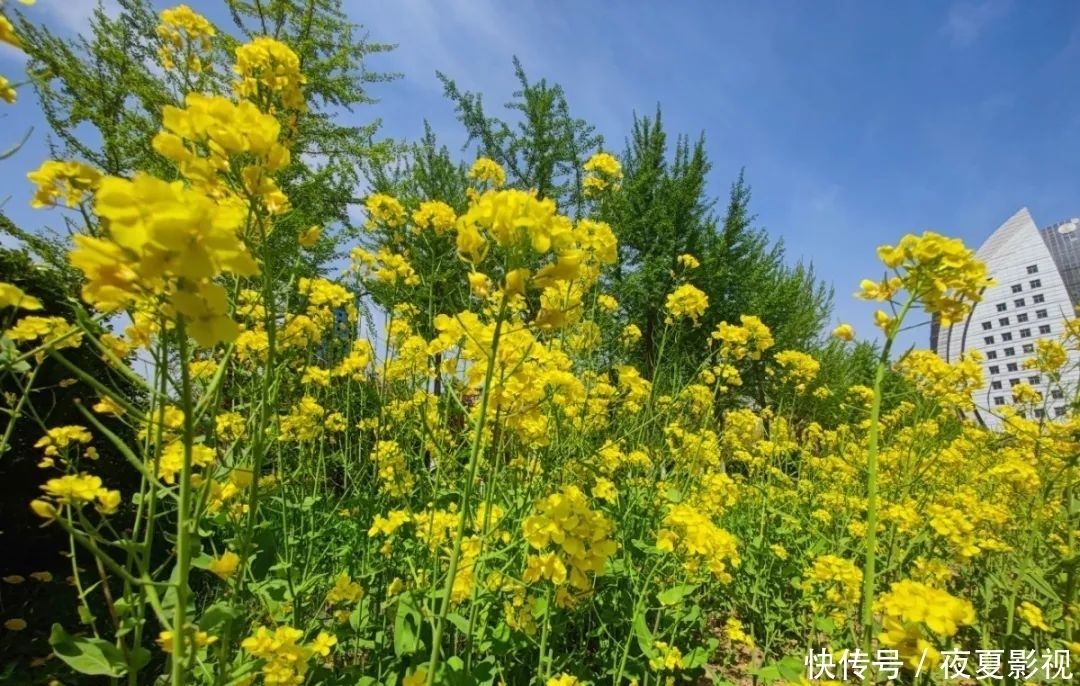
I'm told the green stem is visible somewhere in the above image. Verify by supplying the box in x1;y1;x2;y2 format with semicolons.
170;324;196;686
536;585;554;684
860;297;913;680
425;295;509;686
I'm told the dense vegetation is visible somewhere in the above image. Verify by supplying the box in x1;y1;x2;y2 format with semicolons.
1;2;1076;686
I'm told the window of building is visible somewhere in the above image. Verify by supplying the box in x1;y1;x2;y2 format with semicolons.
1031;279;1042;288
1015;298;1026;307
1020;328;1031;338
989;365;1000;374
1010;378;1021;387
1012;284;1023;293
1029;375;1041;385
994;396;1006;406
1017;313;1029;323
1004;347;1015;356
1035;408;1046;419
1056;406;1068;417
1023;343;1035;353
1040;324;1052;334
1034;294;1045;304
1027;264;1039;274
996;303;1007;312
1001;332;1013;341
982;321;993;330
1036;309;1048;319
999;317;1010;326
983;335;994;345
991;380;1003;390
1007;363;1019;372
1052;389;1065;399
987;350;998;359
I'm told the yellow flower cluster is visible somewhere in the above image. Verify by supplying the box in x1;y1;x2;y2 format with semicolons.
432;312;584;445
70;176;255;347
278;396;345;442
875;580;976;669
712;315;775;361
522;486;618;598
894;350;984;412
157;627;217;654
868;231;992;327
412;200;457;234
664;284;709;326
154;93;291;212
801;555;862;621
234;36;307;111
468;157;507;187
0;282;42;310
364;193;406;228
349;247;421;286
583;151;622;195
1017;601;1051;631
0;0;34;103
649;640;684;673
34;425;93;468
1025;338;1069;374
198;468;256;520
771;349;821;392
326;572;363;623
34;425;92;456
32;473;120;518
656;502;740;583
156;4;215;72
241;625;336;686
3;315;83;360
370;440;416;498
208;550;240;580
26;160;102;208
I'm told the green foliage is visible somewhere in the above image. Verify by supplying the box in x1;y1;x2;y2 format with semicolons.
601;107;833;393
437;56;603;214
361;122;473;343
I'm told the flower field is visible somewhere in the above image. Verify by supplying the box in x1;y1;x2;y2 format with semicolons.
1;3;1078;686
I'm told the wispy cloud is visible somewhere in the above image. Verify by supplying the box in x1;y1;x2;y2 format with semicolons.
37;0;122;35
0;0;122;65
942;0;1012;47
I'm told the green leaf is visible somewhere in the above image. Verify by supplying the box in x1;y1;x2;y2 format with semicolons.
633;613;656;658
752;664;780;683
129;647;151;673
778;655;806;682
394;592;422;657
814;615;835;635
447;612;471;634
199;602;240;634
657;584;697;606
49;624;128;677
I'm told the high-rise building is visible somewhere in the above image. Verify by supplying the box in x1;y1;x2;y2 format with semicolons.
932;208;1080;428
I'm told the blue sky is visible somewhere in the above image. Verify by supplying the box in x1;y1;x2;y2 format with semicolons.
3;0;1080;353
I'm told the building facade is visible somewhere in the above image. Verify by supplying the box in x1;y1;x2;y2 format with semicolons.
932;208;1080;429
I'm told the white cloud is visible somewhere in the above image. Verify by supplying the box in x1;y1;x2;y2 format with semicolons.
942;0;1012;47
36;0;122;35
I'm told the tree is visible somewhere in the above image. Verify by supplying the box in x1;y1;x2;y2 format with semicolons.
362;122;473;343
436;56;603;215
11;0;398;281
